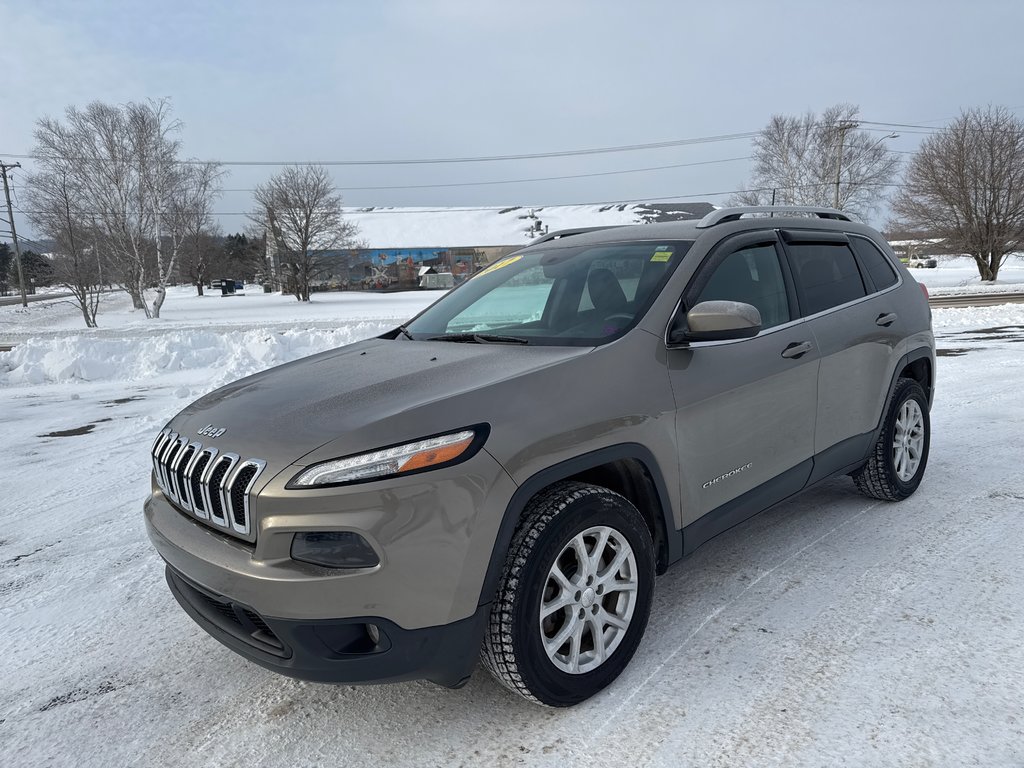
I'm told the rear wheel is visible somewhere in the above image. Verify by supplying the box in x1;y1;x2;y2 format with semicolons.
854;377;930;500
481;481;655;706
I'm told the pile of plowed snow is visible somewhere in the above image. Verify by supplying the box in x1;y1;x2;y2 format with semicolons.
0;322;394;388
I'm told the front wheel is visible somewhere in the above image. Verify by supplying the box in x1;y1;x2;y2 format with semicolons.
481;482;655;706
854;377;930;501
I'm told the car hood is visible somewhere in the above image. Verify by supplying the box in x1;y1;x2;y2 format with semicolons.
165;337;590;465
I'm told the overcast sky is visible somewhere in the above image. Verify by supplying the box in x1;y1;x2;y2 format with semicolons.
2;0;1023;237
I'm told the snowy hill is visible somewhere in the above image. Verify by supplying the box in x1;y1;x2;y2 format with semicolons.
344;202;716;248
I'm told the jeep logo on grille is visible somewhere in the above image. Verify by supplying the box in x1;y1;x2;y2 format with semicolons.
197;424;226;439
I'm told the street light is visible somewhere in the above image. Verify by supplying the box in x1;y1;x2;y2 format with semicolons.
834;129;899;209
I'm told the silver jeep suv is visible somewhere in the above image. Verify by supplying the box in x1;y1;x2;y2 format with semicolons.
144;206;934;706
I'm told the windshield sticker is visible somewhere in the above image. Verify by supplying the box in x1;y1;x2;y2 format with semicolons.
650;246;674;263
474;254;523;278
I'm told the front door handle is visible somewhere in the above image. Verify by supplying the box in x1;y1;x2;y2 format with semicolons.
781;341;813;359
876;312;898;327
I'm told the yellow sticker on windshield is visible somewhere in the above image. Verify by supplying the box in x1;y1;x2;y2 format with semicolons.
474;254;523;278
650;246;674;263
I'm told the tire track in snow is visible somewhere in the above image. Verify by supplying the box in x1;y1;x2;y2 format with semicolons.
592;500;883;737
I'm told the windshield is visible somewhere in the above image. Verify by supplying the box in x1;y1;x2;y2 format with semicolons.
404;240;693;345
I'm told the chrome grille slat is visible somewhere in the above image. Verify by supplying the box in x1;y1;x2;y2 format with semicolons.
189;449;217;519
183;447;214;519
158;433;181;497
206;453;239;526
165;437;189;505
171;442;200;512
226;459;266;536
151;431;263;540
151;430;172;492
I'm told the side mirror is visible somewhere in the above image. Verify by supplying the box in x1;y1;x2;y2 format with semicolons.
667;300;762;345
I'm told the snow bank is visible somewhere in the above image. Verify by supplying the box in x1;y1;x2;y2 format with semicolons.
5;303;1024;390
931;304;1024;332
914;256;1024;293
0;322;395;389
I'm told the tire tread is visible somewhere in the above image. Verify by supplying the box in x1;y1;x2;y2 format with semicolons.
854;377;928;501
480;481;640;705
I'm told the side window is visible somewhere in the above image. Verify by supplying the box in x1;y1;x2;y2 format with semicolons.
850;236;899;291
787;242;867;316
695;244;790;329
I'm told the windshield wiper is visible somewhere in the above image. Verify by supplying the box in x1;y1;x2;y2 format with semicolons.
395;324;415;340
427;333;529;345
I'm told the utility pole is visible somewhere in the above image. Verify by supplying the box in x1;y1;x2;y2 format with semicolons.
1;161;29;307
833;121;858;210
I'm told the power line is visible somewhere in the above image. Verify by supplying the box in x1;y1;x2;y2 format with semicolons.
6;108;1022;172
210;155;754;193
0;131;760;168
0;230;50;252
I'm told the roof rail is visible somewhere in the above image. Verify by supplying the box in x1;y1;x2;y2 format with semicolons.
695;206;852;229
528;226;623;245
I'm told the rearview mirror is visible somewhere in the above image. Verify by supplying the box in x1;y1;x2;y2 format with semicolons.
667;300;762;345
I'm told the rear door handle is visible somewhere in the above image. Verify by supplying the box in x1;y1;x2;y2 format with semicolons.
876;312;898;327
781;341;813;359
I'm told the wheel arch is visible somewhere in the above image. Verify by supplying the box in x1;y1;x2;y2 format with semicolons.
899;349;934;407
478;444;680;608
868;346;934;451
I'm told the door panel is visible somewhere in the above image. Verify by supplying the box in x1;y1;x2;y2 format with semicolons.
806;297;903;452
668;234;817;527
783;235;903;452
669;334;819;525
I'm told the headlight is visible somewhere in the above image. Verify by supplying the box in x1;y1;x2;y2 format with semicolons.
288;427;485;488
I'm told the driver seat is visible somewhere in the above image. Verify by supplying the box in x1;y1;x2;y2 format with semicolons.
587;268;628;315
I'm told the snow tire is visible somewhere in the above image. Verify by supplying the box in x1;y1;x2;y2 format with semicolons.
854;377;930;501
481;481;655;707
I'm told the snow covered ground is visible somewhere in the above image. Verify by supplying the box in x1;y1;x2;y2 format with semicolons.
1;279;1023;767
911;254;1024;295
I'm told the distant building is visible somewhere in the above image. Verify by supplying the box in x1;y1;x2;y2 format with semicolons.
266;201;716;290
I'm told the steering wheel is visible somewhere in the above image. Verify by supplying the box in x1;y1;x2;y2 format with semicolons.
602;313;634;326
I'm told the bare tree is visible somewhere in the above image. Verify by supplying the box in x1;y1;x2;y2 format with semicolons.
33;102;150;312
179;228;222;296
251;166;359;301
23;165;105;327
167;162;224;297
30;99;222;317
892;106;1024;281
733;104;900;219
132;100;185;318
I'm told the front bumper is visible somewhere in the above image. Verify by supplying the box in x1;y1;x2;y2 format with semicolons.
166;565;489;687
144;448;517;631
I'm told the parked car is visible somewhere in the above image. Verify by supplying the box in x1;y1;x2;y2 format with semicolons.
144;206;935;706
907;256;938;268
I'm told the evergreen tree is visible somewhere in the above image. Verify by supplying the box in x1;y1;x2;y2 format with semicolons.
0;242;11;296
21;250;55;293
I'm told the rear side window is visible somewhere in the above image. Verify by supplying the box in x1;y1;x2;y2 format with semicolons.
850;236;899;291
787;242;867;316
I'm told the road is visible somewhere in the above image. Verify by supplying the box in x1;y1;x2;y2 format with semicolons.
0;291;74;307
927;291;1024;308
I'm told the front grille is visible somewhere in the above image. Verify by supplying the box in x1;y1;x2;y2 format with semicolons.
151;428;266;538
